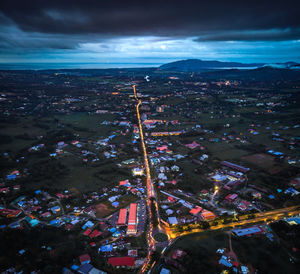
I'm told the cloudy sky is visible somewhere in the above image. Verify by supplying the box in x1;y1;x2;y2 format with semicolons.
0;0;300;67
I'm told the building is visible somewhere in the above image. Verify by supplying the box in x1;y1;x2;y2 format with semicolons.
232;226;264;237
201;210;216;220
127;203;137;235
190;206;202;215
117;208;127;226
79;254;91;264
168;216;178;225
132;168;144;176
225;193;238;202
108;257;135;268
221;161;250;173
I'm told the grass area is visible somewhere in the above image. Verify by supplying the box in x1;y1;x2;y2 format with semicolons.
166;231;229;274
232;235;297;274
166;230;297;274
153;232;168;242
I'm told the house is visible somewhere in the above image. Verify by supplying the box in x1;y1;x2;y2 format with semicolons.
112;201;120;208
132;168;144;176
190;206;202;215
185;141;201;149
225;194;238;203
82;221;94;230
89;230;102;238
168;217;178;225
201;210;216;220
99;244;113;253
41;212;51;218
77;263;93;274
79;254;91;264
219;255;232;267
128;249;138;257
168;196;176;203
156;145;168;151
119;180;130;187
166;209;174;215
160;268;171;274
50;205;61;214
212;174;227;182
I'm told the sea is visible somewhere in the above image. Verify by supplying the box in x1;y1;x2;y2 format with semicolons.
0;62;162;70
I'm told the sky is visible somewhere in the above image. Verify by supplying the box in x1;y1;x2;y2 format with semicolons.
0;0;300;68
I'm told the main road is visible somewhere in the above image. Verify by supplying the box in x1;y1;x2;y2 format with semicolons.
133;85;165;273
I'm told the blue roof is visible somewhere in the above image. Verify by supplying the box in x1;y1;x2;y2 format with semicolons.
99;244;113;252
49;219;60;226
232;226;262;236
219;258;232;267
112;201;120;207
7;174;17;180
71;264;79;270
112;231;121;237
286;217;300;224
77;263;93;274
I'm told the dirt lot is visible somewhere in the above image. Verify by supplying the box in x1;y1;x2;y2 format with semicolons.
95;203;111;218
242;153;275;169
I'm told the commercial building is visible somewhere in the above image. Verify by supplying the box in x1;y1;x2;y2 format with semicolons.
221;161;250;173
232;225;264;237
108;257;135;268
127;203;137;235
117;208;127;226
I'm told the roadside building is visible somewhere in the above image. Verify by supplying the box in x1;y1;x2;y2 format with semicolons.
232;226;264;237
127;203;137;235
201;210;216;220
117;208;127;226
221;161;250;173
225;193;238;203
107;257;135;268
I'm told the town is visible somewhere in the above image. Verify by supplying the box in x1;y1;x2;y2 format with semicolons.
0;68;299;274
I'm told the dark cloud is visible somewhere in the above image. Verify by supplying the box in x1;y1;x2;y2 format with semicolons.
0;0;299;39
194;29;300;42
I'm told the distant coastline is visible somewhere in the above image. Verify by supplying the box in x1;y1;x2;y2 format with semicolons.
0;62;162;70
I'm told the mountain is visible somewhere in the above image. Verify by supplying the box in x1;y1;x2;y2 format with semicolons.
159;59;264;71
200;66;300;82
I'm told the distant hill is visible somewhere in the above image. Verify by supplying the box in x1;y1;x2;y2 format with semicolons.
200;66;300;82
159;59;264;71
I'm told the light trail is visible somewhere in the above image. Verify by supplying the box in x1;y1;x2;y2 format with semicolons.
163;205;300;239
133;85;161;273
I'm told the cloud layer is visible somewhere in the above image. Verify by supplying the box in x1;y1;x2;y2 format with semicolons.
0;0;299;64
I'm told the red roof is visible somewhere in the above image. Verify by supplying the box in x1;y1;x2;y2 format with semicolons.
83;228;92;236
156;145;168;151
79;254;91;264
108;257;135;267
185;141;200;149
89;229;102;238
117;208;127;226
225;193;238;202
168;196;176;203
190;206;202;215
128;203;137;225
127;224;136;232
201;210;216;220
